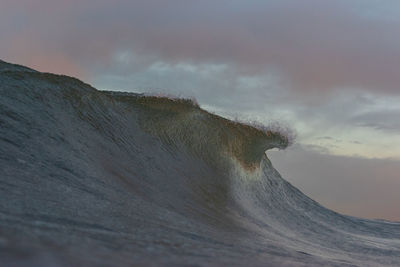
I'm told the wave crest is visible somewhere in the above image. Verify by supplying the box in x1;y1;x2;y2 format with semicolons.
105;92;291;170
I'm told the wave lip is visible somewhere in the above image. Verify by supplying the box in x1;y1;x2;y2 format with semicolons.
108;91;291;170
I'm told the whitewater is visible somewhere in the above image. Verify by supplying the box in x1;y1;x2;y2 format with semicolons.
0;60;399;266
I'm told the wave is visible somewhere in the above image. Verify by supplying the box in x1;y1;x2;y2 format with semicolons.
0;60;399;266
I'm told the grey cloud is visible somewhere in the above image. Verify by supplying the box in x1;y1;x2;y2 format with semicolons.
351;141;363;144
350;110;400;133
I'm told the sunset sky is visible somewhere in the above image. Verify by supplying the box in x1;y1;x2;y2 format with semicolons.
2;0;400;221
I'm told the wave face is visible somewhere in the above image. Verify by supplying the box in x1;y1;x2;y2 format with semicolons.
0;60;399;266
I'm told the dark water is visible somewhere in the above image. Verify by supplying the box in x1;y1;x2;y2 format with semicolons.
1;60;399;266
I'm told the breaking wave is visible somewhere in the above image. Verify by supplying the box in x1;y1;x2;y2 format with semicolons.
0;60;399;266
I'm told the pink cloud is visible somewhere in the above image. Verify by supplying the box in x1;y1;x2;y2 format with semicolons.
1;0;400;94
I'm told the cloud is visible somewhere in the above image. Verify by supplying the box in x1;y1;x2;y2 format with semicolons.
351;109;400;133
2;0;400;95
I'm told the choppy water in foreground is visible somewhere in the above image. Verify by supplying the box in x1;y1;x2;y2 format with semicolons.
1;60;399;266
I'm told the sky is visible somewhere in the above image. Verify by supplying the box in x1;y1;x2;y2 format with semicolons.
1;0;400;221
